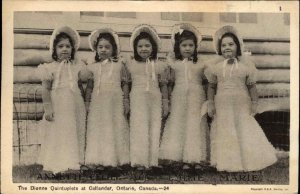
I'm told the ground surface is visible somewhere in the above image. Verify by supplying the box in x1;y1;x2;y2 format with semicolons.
13;157;289;185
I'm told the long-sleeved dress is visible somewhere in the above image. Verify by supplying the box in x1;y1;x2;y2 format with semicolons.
205;59;277;172
38;60;86;173
159;59;209;164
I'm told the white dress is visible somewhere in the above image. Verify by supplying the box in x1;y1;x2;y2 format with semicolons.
85;60;129;167
205;58;277;172
38;61;86;173
128;59;167;168
159;59;208;163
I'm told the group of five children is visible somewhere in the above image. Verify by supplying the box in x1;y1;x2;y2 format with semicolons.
38;23;277;175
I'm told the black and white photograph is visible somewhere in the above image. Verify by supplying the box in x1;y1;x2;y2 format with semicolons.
1;1;299;193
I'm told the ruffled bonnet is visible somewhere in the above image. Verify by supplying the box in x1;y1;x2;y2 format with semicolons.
171;23;202;50
89;28;120;54
129;24;161;52
49;26;80;54
213;25;244;55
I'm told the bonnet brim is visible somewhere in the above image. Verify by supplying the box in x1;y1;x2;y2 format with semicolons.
130;24;161;52
213;25;244;55
49;26;80;53
89;28;120;54
171;23;202;50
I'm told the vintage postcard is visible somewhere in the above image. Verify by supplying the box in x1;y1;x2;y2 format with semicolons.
1;1;299;193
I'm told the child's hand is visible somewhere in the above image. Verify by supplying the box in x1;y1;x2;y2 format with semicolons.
251;101;258;116
44;103;54;121
45;109;54;121
162;99;169;118
124;98;130;116
207;100;216;118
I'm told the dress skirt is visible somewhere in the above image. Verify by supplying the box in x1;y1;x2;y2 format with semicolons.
130;86;162;168
85;86;129;166
160;82;208;163
39;87;86;173
210;88;277;172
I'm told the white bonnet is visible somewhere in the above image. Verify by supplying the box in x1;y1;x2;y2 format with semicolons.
130;24;161;52
171;23;202;50
49;26;80;54
213;25;244;55
88;28;120;54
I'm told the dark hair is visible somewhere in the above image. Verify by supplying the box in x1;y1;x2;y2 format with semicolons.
174;30;198;63
217;33;242;57
52;32;75;61
133;32;158;62
94;33;118;62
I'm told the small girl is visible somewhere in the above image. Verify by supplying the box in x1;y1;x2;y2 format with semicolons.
84;29;130;170
125;24;169;170
159;23;208;170
206;25;277;172
38;26;86;173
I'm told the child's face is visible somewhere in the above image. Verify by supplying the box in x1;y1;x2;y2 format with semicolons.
97;38;113;60
179;39;195;59
221;36;237;59
137;38;153;60
56;38;72;61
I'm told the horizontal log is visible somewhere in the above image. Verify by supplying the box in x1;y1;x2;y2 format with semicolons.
15;33;290;55
256;70;290;83
13;102;44;120
13;113;44;121
14;66;41;83
14;49;52;66
256;83;290;90
245;42;290;55
256;83;290;97
14;34;90;50
14;49;94;66
250;55;290;69
14;84;43;102
257;97;289;113
14;34;51;50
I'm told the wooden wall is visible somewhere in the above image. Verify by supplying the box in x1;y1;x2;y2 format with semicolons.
13;29;290;165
